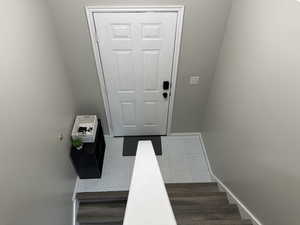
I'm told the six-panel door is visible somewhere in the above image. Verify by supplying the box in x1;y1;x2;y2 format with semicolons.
94;12;177;136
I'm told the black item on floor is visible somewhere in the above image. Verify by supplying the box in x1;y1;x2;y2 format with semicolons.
123;136;162;156
70;120;106;179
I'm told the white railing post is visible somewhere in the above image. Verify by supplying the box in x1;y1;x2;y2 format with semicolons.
123;141;177;225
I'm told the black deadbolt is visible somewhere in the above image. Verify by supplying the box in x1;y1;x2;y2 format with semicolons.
163;92;168;99
163;81;170;90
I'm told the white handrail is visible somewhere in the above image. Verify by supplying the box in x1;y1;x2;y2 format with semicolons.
123;141;177;225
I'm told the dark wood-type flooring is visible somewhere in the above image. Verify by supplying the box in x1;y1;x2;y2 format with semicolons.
76;183;252;225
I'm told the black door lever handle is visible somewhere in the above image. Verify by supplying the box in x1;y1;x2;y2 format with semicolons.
163;92;168;99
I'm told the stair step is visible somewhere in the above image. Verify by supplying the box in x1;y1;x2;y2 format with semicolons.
174;204;241;221
177;219;252;225
76;191;128;203
79;220;251;225
79;221;251;225
76;183;251;225
77;202;125;224
166;183;219;193
78;217;123;224
169;191;228;201
172;204;239;213
76;184;221;202
170;197;229;208
77;201;236;224
80;223;121;225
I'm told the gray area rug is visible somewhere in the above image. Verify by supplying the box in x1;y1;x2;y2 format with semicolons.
123;136;162;156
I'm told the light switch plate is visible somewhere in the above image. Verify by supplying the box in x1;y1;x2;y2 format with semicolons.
190;76;200;85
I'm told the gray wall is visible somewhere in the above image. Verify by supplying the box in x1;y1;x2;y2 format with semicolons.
46;0;232;134
203;1;300;225
0;1;76;224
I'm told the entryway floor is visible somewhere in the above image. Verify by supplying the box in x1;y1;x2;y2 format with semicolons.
75;135;212;193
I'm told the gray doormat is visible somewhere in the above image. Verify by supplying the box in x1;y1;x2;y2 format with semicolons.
123;136;162;156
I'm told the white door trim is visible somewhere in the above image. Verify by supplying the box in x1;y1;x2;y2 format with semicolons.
86;5;184;136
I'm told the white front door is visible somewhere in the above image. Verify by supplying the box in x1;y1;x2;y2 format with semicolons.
94;12;177;136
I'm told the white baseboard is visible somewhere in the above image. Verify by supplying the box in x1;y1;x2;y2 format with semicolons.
168;132;201;136
211;175;262;225
198;134;214;176
199;134;263;225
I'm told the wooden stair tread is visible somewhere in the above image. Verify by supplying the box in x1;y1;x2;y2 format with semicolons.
177;219;252;225
174;207;241;221
78;216;122;224
78;202;125;213
80;223;122;225
76;192;228;205
172;204;239;213
79;221;251;225
169;191;227;197
79;220;251;225
169;192;229;205
80;223;121;225
76;183;252;225
78;203;240;223
166;183;219;193
77;202;125;224
76;183;220;200
76;191;128;203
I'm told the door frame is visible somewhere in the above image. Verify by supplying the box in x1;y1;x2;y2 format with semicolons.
86;5;184;136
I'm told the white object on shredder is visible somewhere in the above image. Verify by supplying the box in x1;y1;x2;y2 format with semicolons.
72;115;98;143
